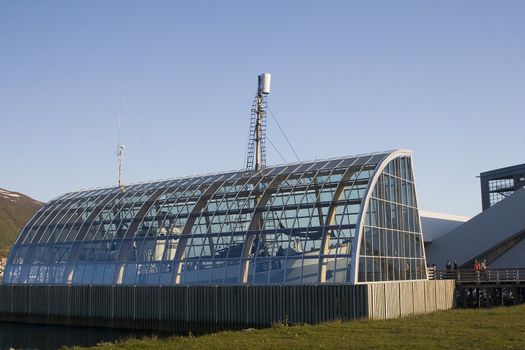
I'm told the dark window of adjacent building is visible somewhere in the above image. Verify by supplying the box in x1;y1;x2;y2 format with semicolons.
480;164;525;211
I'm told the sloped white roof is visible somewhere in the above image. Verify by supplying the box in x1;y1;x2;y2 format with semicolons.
425;188;525;268
420;211;470;243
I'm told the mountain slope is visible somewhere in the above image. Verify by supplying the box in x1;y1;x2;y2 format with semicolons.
0;188;43;258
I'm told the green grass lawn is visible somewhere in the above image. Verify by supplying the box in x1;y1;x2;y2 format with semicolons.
69;305;525;350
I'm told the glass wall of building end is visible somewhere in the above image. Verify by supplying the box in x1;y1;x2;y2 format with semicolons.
357;156;427;283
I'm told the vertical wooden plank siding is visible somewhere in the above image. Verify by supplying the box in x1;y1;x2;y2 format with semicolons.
367;280;455;320
0;281;453;331
412;281;426;314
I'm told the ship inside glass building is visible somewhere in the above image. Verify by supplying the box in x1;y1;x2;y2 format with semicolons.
3;74;427;286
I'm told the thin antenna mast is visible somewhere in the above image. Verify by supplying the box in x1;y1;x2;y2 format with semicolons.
117;89;126;193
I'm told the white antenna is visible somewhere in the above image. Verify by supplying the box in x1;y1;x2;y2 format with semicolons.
117;87;126;193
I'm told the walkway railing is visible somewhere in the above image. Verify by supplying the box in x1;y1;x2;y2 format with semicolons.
431;268;525;285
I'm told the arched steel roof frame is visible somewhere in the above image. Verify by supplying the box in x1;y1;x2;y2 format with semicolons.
5;150;428;286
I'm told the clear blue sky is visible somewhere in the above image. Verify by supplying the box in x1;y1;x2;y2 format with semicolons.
1;1;524;216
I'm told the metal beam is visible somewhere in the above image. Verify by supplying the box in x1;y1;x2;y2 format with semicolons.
317;164;362;283
172;177;231;284
240;173;289;283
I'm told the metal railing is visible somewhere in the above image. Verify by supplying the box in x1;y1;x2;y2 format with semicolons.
431;268;525;285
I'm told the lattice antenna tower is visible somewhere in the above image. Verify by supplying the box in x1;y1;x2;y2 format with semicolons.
246;73;271;171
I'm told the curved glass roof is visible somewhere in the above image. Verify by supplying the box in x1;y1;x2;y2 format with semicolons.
4;149;427;285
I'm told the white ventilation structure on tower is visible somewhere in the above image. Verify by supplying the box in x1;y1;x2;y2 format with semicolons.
259;73;271;94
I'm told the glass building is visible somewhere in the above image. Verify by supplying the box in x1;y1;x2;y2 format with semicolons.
4;149;427;285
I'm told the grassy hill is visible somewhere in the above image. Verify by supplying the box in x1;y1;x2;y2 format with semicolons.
0;188;43;258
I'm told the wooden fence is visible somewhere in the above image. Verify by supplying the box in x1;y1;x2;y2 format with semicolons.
0;280;454;332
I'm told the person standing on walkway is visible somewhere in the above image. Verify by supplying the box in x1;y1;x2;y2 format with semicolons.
452;260;458;279
445;260;452;278
474;259;481;281
481;259;488;280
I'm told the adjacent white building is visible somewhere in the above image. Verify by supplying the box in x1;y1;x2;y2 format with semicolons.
424;188;525;269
